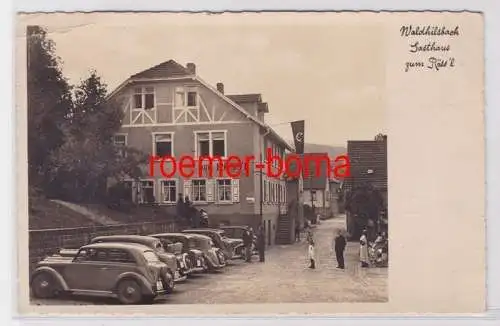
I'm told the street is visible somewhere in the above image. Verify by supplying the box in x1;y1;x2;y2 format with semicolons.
31;217;387;305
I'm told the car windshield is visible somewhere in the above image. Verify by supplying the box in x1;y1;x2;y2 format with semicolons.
143;250;160;263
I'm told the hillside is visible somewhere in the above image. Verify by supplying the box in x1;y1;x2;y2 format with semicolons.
304;143;347;158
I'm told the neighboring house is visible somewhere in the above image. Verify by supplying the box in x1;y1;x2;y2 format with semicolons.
301;152;331;218
107;60;293;245
342;136;388;239
327;178;341;216
284;152;331;218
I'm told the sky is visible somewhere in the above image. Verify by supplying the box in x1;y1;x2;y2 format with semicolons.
32;13;387;147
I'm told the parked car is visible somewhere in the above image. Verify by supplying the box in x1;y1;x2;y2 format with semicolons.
89;235;187;289
182;228;245;260
219;225;258;255
152;233;226;272
30;242;170;304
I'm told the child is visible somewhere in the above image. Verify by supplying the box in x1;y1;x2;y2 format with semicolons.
308;240;316;269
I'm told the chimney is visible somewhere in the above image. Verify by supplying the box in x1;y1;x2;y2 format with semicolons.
186;62;196;75
216;82;224;94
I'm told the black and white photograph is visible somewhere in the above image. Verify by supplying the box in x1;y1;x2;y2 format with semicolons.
16;11;485;315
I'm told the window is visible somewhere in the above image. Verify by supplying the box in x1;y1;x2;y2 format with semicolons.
174;88;198;107
195;131;227;157
139;180;155;204
154;133;173;157
217;179;232;202
197;133;210;156
192;179;207;202
134;87;155;110
187;91;197;107
161;180;177;204
311;190;317;202
108;249;135;263
113;134;127;157
113;134;127;146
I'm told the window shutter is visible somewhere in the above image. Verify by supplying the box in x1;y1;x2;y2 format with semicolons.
206;179;215;202
183;180;192;200
232;179;240;203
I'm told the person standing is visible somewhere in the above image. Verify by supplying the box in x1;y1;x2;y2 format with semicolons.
308;239;316;269
243;229;253;262
200;209;209;227
257;224;265;262
176;194;185;223
359;229;369;268
306;229;314;244
333;229;347;269
295;222;301;242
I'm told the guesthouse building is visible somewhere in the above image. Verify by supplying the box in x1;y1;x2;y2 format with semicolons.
107;60;293;245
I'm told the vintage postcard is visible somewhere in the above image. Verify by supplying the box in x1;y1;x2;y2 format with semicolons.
15;11;485;315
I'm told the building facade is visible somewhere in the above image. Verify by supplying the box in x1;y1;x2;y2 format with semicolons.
108;60;293;245
343;136;388;239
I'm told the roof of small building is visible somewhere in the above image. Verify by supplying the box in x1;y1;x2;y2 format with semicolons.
343;139;388;191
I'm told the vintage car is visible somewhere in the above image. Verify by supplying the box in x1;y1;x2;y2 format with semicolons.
30;242;170;304
89;235;188;287
219;225;259;255
148;233;206;274
182;228;245;260
151;233;225;272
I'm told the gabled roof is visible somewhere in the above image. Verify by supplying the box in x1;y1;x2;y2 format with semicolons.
343;139;388;191
131;59;191;79
106;59;293;151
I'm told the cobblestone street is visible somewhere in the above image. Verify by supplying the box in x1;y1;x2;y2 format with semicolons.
32;216;387;305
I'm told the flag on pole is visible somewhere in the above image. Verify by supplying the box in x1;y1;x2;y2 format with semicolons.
291;120;305;154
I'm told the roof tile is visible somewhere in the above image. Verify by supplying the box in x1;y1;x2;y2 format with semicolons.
131;60;191;79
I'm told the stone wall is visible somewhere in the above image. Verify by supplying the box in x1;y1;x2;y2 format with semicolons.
29;221;178;272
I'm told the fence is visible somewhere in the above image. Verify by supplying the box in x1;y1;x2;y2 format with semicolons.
29;220;178;272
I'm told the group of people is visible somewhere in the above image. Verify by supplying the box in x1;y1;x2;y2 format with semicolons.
306;227;388;270
175;194;209;228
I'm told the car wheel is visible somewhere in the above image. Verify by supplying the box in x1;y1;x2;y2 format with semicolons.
164;271;175;294
116;279;143;304
31;273;60;299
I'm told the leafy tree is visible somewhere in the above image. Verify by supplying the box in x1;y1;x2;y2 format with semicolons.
27;25;73;190
47;71;148;202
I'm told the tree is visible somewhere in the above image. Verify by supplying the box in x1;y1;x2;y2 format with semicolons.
345;183;384;239
47;71;148;202
27;25;73;190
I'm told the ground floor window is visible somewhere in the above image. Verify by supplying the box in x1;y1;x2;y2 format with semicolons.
217;179;232;202
161;180;177;204
192;179;207;202
138;180;155;204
